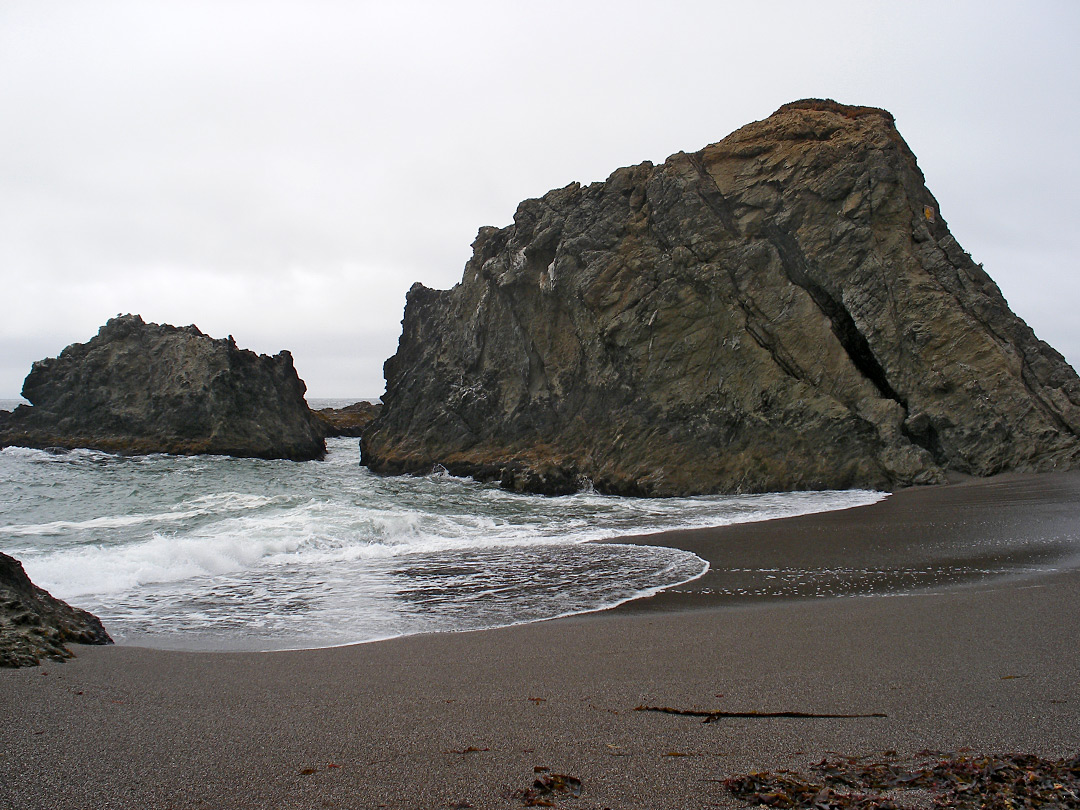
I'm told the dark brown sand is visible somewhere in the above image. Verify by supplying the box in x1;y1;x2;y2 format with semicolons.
2;473;1079;810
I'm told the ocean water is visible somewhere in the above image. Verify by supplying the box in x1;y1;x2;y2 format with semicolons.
0;398;886;651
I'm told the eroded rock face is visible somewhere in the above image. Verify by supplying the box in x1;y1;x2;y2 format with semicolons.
0;552;112;667
363;99;1080;495
0;315;326;460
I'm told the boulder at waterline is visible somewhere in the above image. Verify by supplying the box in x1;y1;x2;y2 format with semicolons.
362;99;1080;496
0;552;112;668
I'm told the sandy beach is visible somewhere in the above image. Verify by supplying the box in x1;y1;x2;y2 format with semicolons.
3;472;1079;810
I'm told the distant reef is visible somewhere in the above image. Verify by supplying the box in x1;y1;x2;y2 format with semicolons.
313;401;382;438
363;99;1080;496
1;552;112;667
0;314;326;460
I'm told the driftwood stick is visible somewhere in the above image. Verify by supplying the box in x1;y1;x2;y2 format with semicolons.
634;705;887;723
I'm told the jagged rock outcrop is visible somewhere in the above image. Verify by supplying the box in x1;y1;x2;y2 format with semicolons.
1;552;112;667
314;401;382;438
363;99;1080;496
0;315;326;460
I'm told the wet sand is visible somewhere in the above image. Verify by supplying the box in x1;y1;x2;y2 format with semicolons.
2;472;1079;809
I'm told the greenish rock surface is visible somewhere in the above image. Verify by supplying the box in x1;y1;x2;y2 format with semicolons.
363;99;1080;495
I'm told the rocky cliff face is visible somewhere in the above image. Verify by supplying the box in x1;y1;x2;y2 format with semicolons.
0;315;326;460
363;99;1080;496
1;552;112;667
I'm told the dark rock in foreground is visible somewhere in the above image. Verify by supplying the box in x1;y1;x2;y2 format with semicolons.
0;314;326;460
364;99;1080;495
0;552;112;667
314;401;382;438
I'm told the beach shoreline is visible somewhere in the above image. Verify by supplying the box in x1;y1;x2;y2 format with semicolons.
3;472;1079;809
612;468;1080;613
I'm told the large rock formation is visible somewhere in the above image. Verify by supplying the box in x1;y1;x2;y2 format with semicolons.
363;99;1080;496
0;315;326;460
1;552;112;667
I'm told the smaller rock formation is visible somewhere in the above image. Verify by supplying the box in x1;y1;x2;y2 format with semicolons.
0;314;326;460
1;552;112;667
313;401;382;438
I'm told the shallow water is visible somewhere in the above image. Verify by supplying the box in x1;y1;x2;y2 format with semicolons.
0;399;885;650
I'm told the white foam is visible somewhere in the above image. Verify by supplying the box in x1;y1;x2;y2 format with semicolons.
19;485;886;602
26;529;308;597
2;435;893;649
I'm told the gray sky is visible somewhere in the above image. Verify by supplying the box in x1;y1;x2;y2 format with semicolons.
2;1;1078;398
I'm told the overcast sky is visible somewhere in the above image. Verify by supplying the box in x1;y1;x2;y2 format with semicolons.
2;1;1077;399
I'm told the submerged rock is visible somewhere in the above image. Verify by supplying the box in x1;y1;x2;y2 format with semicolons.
364;99;1080;495
0;314;326;460
0;552;112;667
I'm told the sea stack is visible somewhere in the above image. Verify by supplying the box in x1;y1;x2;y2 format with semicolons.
363;99;1080;496
0;314;326;460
